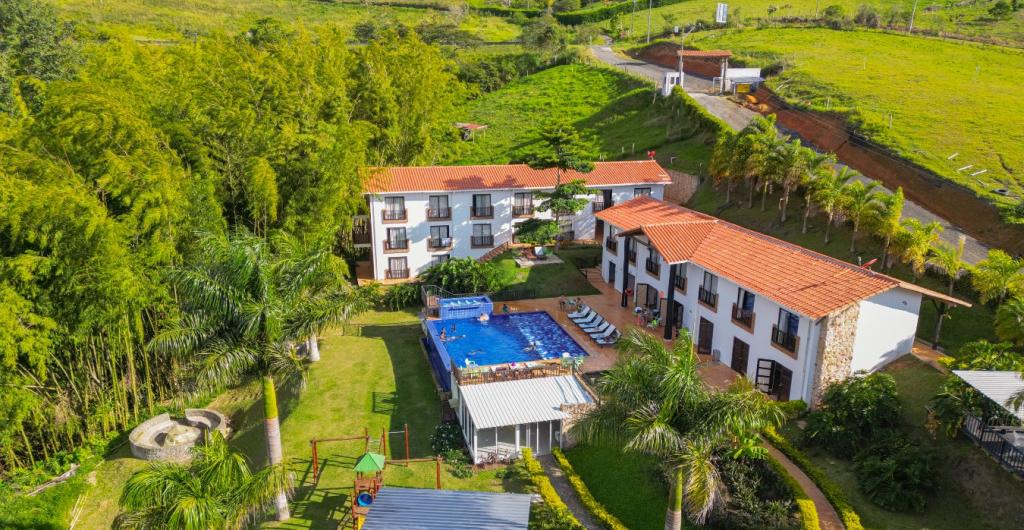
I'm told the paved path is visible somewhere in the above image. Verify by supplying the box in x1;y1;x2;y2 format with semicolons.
764;443;845;530
538;454;603;530
588;44;989;264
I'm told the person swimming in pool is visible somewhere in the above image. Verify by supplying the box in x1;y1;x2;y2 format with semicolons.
478;313;490;323
439;329;447;341
523;341;537;352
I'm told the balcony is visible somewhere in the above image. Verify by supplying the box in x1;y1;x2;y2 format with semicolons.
383;238;409;252
385;268;410;280
471;235;494;248
731;304;755;330
426;207;451;220
605;237;618;253
645;259;661;277
592;200;612;212
471;206;494;218
673;275;686;293
961;415;1024;478
771;326;799;356
428;237;453;250
382;209;406;222
627;248;637;264
352;216;370;246
512;205;534;217
698;286;718;310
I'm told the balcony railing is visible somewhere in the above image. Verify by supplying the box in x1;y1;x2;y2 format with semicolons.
771;325;799;354
471;235;494;248
385;268;410;280
454;359;573;386
962;415;1024;478
732;304;755;330
592;200;612;212
560;230;575;241
428;237;452;250
627;248;637;263
383;239;409;252
673;275;686;293
645;259;661;277
512;205;534;216
471;206;494;218
382;209;406;222
605;237;618;253
698;286;718;309
426;207;451;220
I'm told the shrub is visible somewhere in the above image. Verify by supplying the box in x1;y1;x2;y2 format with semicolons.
515;218;560;245
711;456;802;530
551;448;629;530
778;399;808;419
853;4;880;27
521;15;569;56
521;448;584;529
929;340;1024;437
764;455;821;530
419;257;509;294
430;421;464;454
853;438;935;512
989;0;1014;19
764;428;865;530
804;372;901;458
382;282;420;309
821;5;851;29
443;448;474;478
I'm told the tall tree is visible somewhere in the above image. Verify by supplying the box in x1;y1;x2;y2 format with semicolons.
927;235;967;295
995;297;1024;347
872;187;905;268
528;120;595;250
0;0;80;113
767;139;808;222
971;249;1024;304
730;116;776;209
150;231;364;521
840;179;881;253
810;166;852;244
708;131;738;206
571;328;783;530
892;219;943;279
115;433;289;530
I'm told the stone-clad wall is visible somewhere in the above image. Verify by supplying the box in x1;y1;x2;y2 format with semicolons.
810;304;860;406
559;403;596;449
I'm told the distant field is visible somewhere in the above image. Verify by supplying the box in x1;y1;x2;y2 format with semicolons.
684;28;1024;204
48;0;520;41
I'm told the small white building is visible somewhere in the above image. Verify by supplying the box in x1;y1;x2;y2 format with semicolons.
595;196;968;405
355;161;671;281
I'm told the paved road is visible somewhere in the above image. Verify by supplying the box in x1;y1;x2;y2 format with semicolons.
589;44;988;263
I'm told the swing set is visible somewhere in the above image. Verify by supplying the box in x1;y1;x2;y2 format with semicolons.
309;424;443;489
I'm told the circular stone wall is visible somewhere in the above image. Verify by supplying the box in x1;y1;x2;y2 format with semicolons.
129;409;230;461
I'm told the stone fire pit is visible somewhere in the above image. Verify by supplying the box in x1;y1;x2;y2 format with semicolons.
129;409;230;461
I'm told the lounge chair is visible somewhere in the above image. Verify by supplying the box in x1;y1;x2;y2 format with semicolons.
573;312;601;327
569;308;595;322
582;320;610;335
595;330;620;346
590;325;617;340
567;305;590;319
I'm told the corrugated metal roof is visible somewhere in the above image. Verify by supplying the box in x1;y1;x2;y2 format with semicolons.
361;487;531;530
953;370;1024;421
460;375;594;429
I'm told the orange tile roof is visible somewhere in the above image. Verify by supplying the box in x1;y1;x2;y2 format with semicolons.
598;197;968;318
364;160;670;194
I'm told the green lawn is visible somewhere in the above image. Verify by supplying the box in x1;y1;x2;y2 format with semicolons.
682;28;1024;205
562;444;670;530
780;356;1024;530
687;180;997;354
491;246;601;300
69;309;514;529
48;0;520;42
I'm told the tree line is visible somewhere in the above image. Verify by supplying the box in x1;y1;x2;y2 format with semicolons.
0;1;465;483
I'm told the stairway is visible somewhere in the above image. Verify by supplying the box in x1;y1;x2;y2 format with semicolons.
477;242;511;263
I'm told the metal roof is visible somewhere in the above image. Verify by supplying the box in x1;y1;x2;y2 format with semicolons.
460;375;594;429
730;76;765;84
953;370;1024;421
361;487;532;530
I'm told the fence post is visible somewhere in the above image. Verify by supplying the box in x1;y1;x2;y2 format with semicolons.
435;456;442;489
404;423;410;462
311;440;319;481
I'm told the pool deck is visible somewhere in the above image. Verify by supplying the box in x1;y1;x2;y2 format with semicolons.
506;269;740;391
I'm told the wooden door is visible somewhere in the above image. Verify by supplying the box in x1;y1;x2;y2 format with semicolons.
731;338;749;375
697;318;713;355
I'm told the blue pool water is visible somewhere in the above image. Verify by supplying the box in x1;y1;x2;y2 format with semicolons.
426;312;588;371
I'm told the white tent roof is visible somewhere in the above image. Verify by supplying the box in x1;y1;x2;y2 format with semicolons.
460;375;594;430
953;370;1024;421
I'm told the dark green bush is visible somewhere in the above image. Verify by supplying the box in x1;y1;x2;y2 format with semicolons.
710;456;800;530
419;257;509;294
430;421;464;454
804;372;901;458
381;282;420;309
443;448;473;478
853;438;935;512
514;218;559;245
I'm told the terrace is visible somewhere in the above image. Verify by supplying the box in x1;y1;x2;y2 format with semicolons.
953;370;1024;478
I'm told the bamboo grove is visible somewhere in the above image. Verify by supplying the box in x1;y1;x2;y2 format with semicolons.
0;4;464;476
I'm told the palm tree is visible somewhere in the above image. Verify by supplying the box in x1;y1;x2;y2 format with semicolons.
971;249;1024;304
115;432;289;530
927;235;967;295
150;230;363;521
709;132;737;205
571;328;783;530
892;219;943;279
995;297;1024;346
872;187;905;268
810;166;850;244
839;178;881;253
758;134;787;212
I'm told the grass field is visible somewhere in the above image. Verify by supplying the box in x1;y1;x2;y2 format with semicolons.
780;356;1024;530
69;309;514;529
680;28;1024;205
48;0;520;42
491;246;602;299
562;444;670;530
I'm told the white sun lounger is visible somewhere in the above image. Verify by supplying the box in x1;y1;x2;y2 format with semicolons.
582;320;609;334
595;330;620;346
570;308;595;323
590;325;617;340
573;313;601;327
567;305;590;319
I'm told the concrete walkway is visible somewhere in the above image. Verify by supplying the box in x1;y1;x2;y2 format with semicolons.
538;454;603;530
764;443;845;530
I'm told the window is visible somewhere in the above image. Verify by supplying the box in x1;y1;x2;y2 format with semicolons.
777;309;799;334
385;227;407;251
428;226;451;249
383;197;406;221
772;309;800;354
472;194;493;218
605;226;618;253
634;187;652;197
427;195;450;219
698;271;718;309
645;248;661;276
472;224;493;247
386;257;408;279
430;254;450;267
732;289;756;329
558;219;574;241
513;192;533;216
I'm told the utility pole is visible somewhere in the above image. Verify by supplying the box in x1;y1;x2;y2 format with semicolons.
646;0;653;43
677;25;698;91
908;0;919;33
630;0;637;38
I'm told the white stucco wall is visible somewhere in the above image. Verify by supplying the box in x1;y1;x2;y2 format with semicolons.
850;288;923;373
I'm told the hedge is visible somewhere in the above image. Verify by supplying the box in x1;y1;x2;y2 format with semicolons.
521;448;583;527
666;85;731;136
466;0;542;18
555;0;689;25
764;452;821;530
764;428;866;530
551;448;630;530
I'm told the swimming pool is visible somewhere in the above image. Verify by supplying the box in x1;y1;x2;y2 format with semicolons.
426;312;588;371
